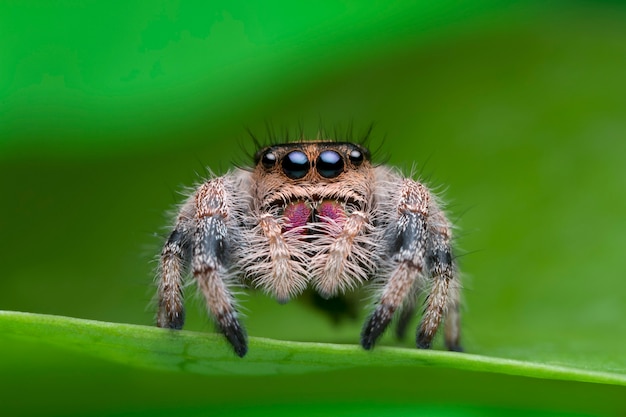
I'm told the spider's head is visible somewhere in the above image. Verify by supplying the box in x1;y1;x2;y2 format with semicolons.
252;141;375;217
254;141;370;180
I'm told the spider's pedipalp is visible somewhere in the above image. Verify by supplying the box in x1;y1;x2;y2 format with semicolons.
243;213;310;303
311;210;374;298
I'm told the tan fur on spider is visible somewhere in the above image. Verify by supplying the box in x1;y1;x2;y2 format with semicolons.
156;140;462;357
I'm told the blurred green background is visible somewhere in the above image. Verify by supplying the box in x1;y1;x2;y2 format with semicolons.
1;1;626;416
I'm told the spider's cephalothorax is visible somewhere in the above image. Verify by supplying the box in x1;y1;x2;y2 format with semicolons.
157;141;462;357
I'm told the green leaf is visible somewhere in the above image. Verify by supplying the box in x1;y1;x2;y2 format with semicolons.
2;310;625;385
1;311;625;417
3;1;626;416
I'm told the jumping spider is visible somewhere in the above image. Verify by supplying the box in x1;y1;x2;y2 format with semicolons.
157;140;462;357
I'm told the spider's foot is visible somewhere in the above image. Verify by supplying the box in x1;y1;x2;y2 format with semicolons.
218;314;248;358
446;342;464;353
360;304;394;350
157;308;185;330
417;330;433;349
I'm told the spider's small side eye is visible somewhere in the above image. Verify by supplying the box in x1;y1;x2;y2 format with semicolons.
349;149;364;166
261;151;277;169
317;150;344;178
282;150;310;179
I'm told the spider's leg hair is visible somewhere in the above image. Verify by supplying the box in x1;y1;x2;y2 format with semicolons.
361;178;429;350
394;280;421;340
418;198;462;351
157;216;191;330
192;178;248;357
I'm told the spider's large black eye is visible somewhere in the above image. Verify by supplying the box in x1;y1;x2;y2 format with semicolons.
316;150;344;178
282;150;309;179
349;148;364;166
261;151;277;169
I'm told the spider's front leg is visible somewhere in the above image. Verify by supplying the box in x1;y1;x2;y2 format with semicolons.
361;178;462;351
418;207;462;352
158;178;248;357
361;179;430;350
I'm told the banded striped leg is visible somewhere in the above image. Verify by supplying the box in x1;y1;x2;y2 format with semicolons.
193;180;247;357
444;281;462;352
361;180;430;350
193;215;246;357
157;227;189;330
158;179;247;357
417;208;461;351
394;284;420;340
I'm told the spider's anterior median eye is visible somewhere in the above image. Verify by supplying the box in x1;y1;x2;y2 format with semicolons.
317;150;344;178
261;151;278;169
349;148;364;166
282;150;310;179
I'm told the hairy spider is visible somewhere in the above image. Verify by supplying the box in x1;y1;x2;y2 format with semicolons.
156;140;462;357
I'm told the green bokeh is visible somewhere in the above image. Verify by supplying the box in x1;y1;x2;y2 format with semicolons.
2;1;626;416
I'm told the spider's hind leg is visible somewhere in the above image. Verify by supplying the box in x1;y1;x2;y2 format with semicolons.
361;176;462;352
157;226;190;330
158;177;249;358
